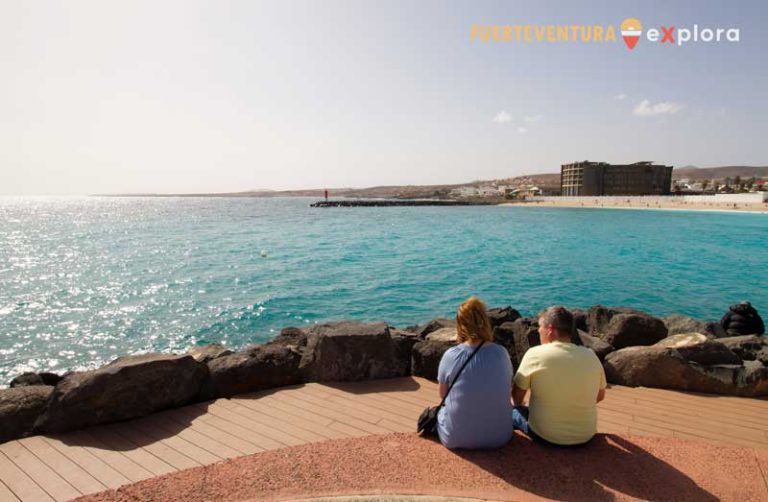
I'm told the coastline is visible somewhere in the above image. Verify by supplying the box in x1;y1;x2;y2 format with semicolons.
500;199;768;213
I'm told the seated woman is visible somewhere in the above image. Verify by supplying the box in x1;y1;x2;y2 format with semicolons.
436;296;514;449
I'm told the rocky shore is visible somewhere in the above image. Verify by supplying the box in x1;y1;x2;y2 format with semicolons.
1;305;766;444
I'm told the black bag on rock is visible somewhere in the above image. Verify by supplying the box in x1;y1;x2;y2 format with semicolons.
416;341;484;436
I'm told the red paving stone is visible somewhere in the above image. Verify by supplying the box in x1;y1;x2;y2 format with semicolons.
76;432;767;502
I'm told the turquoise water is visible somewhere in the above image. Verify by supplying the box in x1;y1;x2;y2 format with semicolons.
0;196;766;383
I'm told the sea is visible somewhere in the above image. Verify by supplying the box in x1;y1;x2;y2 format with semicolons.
0;196;766;384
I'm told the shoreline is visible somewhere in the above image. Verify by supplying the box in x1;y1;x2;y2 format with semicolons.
500;199;768;213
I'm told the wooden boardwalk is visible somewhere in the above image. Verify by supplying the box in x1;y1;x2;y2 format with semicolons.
0;377;766;502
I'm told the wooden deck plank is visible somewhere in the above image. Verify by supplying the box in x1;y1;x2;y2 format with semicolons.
18;436;105;496
193;401;298;448
129;418;223;465
212;399;328;444
310;384;427;417
85;425;177;477
599;400;768;445
2;376;767;502
230;396;349;440
160;406;263;455
140;413;243;460
288;386;418;428
0;478;21;502
0;440;80;502
0;451;54;502
40;436;130;490
605;389;768;426
307;384;424;420
267;393;394;435
59;430;155;483
109;422;201;471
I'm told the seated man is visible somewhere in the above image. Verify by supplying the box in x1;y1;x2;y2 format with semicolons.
512;306;606;446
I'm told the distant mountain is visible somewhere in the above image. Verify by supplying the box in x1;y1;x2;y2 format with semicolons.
672;166;768;180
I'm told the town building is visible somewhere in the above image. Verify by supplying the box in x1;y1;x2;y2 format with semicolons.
560;161;673;196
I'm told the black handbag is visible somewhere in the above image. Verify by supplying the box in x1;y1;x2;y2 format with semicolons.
417;341;485;435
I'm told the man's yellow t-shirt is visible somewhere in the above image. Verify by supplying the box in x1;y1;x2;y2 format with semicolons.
513;341;607;445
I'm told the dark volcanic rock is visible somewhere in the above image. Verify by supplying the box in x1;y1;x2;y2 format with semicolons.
486;307;521;328
718;335;768;365
572;309;588;333
510;317;541;367
604;346;768;397
187;343;233;363
492;322;518;368
390;329;420;376
202;344;302;399
602;313;668;349
0;385;53;442
411;340;456;380
577;330;614;361
587;305;646;336
38;354;208;433
413;318;456;338
9;372;63;388
662;315;726;338
273;327;310;348
654;334;742;365
299;322;407;382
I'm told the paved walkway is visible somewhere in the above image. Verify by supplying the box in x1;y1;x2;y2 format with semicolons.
0;377;766;501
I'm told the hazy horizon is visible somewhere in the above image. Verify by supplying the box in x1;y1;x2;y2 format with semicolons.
2;1;767;195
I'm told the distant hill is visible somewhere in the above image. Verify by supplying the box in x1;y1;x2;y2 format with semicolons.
102;165;766;198
672;166;768;180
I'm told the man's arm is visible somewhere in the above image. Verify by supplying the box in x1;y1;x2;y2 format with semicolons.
596;388;606;403
512;384;527;406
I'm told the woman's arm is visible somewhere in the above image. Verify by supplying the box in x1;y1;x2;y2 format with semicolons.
439;383;448;399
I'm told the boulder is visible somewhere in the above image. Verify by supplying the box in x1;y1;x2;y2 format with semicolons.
202;344;303;399
273;327;310;349
38;354;208;433
718;335;767;364
412;318;456;338
299;322;407;382
662;315;726;338
390;329;420;376
492;322;518;368
0;386;53;442
510;317;540;367
486;307;521;328
654;334;742;366
9;372;63;388
411;340;455;380
572;309;588;333
587;305;646;336
602;313;668;349
425;327;457;342
577;330;614;361
604;346;768;397
187;343;233;363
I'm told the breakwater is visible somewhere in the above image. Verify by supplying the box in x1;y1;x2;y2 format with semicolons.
1;304;766;444
310;199;492;207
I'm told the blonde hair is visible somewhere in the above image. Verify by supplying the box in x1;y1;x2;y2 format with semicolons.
456;296;493;344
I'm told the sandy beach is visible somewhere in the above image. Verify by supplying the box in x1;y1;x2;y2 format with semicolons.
501;198;768;213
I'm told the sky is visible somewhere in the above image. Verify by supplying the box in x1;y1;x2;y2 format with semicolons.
1;0;766;194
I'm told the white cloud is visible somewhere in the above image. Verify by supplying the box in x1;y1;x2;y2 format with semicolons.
614;93;627;100
517;127;528;134
633;99;683;117
493;111;512;124
523;114;543;122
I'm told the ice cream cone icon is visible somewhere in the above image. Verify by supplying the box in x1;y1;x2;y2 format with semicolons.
621;18;642;50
